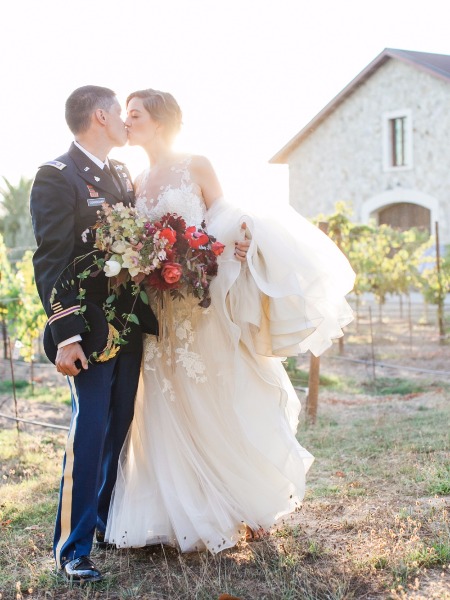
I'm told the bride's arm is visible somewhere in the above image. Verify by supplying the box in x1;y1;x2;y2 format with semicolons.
189;155;223;209
190;155;250;261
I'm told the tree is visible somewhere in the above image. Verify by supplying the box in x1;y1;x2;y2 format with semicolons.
6;250;47;362
0;176;35;254
0;234;16;357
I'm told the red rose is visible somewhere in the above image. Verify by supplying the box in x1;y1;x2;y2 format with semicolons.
184;226;209;249
161;262;183;284
160;227;177;245
211;241;225;256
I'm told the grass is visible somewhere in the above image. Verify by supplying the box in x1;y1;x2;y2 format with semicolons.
0;379;70;405
0;377;449;599
284;358;355;392
301;393;450;506
361;377;426;396
406;542;450;568
0;379;29;393
284;358;437;398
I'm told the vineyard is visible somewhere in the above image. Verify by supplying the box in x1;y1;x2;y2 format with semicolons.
1;292;450;599
1;202;450;599
1;201;450;365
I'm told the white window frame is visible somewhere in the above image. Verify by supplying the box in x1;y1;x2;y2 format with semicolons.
382;109;413;172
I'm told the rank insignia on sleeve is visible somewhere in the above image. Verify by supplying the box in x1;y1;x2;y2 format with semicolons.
125;179;133;192
87;184;99;198
51;301;63;313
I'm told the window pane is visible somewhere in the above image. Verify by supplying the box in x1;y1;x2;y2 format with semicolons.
391;117;406;166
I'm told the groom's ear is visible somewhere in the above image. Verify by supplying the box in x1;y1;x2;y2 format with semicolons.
94;108;107;126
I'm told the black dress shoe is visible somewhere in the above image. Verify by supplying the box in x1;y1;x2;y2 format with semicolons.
95;530;115;549
61;556;103;583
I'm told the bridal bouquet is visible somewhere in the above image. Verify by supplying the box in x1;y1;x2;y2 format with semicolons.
92;202;225;309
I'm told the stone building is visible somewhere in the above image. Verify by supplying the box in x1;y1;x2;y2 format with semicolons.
270;48;450;243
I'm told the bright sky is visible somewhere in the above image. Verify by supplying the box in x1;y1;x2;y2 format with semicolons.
1;0;449;210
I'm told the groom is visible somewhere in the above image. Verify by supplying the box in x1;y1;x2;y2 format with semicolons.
30;85;158;583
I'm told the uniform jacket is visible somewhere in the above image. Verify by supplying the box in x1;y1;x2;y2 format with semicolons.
30;142;157;351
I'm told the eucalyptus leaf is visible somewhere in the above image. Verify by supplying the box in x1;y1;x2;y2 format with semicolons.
140;291;149;305
127;313;140;325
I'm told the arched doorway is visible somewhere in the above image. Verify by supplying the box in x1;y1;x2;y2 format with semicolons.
361;189;438;234
378;202;431;232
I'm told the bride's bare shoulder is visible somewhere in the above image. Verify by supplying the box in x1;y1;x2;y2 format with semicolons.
188;154;216;176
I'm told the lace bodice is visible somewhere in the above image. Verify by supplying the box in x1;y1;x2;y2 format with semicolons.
135;156;206;226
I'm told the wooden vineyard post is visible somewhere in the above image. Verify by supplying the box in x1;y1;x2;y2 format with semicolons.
306;353;320;425
334;225;345;356
435;221;445;343
305;221;329;425
368;306;376;380
8;336;20;437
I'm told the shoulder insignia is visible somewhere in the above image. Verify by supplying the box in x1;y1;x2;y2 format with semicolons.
39;160;67;170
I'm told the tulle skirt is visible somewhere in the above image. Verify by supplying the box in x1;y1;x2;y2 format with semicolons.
105;199;354;552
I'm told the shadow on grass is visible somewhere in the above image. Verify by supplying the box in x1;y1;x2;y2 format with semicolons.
84;537;378;600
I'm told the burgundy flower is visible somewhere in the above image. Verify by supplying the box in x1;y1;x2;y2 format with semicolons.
146;270;180;290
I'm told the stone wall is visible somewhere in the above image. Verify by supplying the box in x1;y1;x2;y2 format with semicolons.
287;58;450;241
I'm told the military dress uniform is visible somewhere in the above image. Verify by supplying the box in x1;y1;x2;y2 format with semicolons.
30;142;157;569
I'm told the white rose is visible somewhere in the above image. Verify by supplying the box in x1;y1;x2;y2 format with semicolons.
104;260;122;277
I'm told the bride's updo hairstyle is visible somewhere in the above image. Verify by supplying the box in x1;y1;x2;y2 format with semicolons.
127;89;182;141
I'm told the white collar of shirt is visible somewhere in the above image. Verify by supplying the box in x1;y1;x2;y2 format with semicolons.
74;141;110;171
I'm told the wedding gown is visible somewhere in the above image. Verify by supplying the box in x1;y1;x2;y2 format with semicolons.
105;157;355;553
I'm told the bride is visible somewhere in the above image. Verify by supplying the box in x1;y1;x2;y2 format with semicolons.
105;89;355;552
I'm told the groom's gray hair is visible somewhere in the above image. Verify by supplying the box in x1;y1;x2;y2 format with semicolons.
65;85;117;134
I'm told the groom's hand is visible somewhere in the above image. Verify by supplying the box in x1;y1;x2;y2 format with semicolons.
56;342;88;376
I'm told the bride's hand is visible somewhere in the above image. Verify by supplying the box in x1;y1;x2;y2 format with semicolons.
234;222;250;262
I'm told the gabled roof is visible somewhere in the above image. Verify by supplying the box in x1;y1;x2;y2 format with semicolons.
270;48;450;164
